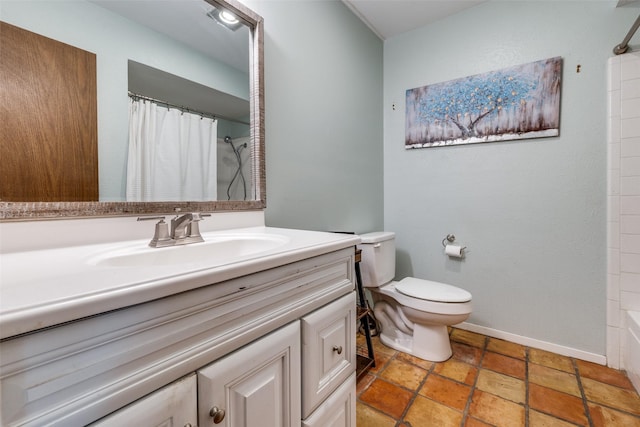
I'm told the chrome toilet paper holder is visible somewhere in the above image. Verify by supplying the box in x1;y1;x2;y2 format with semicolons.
441;234;467;256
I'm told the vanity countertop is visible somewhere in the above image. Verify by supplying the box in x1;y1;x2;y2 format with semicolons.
0;227;360;340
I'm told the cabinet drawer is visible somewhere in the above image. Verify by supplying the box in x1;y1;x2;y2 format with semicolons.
90;374;197;426
301;292;356;418
302;373;356;427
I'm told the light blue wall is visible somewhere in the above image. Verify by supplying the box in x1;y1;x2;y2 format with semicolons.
383;1;638;355
242;0;384;234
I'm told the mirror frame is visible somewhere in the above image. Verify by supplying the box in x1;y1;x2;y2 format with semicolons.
0;0;265;221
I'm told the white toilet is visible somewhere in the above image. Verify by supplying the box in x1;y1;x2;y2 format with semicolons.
358;231;472;362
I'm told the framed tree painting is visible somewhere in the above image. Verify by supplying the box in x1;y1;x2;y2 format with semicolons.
405;57;562;149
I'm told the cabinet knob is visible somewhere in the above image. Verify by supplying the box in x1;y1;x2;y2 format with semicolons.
210;406;226;424
332;345;343;355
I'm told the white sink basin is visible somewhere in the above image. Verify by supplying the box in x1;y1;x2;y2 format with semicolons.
88;233;290;267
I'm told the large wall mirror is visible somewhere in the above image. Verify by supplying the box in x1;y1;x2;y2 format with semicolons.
0;0;264;220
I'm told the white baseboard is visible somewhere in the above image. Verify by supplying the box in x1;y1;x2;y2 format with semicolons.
456;322;607;366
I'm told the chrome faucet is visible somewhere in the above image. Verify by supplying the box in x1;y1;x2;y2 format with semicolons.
138;212;210;247
171;212;208;245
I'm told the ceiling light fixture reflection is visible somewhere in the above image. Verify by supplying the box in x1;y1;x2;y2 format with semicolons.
207;8;242;31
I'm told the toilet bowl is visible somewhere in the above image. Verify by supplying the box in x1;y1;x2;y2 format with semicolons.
358;232;472;362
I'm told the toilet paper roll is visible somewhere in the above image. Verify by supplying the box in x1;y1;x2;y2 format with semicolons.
445;244;464;258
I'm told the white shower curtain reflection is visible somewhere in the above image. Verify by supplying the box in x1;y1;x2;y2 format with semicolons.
126;98;217;201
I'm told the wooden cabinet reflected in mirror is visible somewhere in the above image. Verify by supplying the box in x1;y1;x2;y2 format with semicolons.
1;22;98;202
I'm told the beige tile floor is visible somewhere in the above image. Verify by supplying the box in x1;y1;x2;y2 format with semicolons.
356;328;640;426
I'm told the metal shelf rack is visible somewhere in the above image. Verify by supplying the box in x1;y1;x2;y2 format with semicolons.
354;249;375;379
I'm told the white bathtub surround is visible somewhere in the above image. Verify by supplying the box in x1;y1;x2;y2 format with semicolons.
607;52;640;392
626;311;640;392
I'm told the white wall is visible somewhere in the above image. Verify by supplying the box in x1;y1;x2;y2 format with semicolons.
608;52;640;369
383;1;638;357
242;0;384;234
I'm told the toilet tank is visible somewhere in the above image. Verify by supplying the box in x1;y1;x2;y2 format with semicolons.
358;231;396;288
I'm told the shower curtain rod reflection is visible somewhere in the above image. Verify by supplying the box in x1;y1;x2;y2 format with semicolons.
614;14;640;55
127;92;249;125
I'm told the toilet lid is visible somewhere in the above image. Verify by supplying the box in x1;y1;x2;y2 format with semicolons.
395;278;472;303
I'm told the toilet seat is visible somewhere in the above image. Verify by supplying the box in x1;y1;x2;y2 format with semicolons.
376;281;472;316
395;277;471;303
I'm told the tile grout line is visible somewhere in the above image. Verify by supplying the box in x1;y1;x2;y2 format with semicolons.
379;349;406;427
572;358;595;427
524;346;530;427
354;343;432;427
355;348;405;425
394;353;437;427
458;335;489;426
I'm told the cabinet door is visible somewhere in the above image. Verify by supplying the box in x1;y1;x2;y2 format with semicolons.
301;292;356;418
198;322;301;427
302;373;356;427
90;374;196;426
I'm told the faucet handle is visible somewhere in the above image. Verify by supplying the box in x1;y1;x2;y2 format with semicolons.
150;219;174;247
182;212;211;244
185;222;204;243
137;216;166;222
189;212;211;221
137;217;174;248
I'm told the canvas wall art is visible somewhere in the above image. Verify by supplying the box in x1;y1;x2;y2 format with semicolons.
405;57;562;149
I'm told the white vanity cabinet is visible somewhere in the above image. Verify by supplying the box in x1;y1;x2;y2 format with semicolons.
0;246;357;427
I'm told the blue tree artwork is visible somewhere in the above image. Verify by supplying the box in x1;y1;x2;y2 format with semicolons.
405;57;562;148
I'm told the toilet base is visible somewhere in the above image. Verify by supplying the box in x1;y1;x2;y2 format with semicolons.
412;324;453;362
379;324;452;362
378;333;412;355
372;294;465;362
